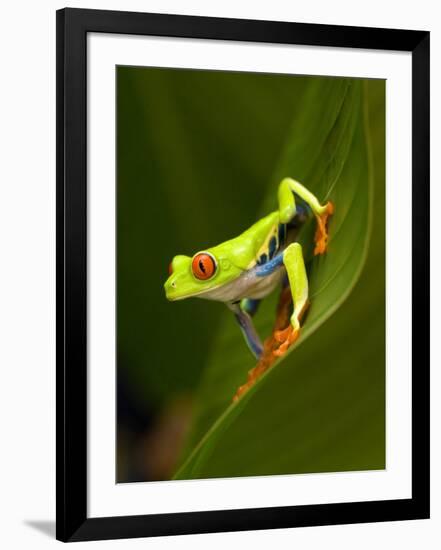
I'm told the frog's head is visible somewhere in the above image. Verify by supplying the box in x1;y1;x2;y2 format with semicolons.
164;242;245;301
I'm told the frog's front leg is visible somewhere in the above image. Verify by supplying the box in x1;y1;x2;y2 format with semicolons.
273;242;309;357
228;302;263;359
278;177;334;255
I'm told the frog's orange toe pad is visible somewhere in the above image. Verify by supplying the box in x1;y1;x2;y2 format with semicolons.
232;363;267;402
273;325;299;357
314;201;334;255
233;384;247;403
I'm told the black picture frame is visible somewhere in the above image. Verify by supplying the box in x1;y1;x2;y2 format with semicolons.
56;7;430;542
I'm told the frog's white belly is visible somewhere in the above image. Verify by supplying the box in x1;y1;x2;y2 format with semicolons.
197;265;285;303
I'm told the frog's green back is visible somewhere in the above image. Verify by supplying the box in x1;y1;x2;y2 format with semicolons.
207;211;279;271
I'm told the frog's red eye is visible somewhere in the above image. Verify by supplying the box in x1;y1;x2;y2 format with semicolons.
192;253;217;280
168;262;173;275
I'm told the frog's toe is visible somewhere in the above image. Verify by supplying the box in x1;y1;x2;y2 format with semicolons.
314;201;334;255
273;325;299;357
274;325;292;343
232;363;267;402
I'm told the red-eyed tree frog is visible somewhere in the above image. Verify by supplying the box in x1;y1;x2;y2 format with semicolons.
164;178;333;364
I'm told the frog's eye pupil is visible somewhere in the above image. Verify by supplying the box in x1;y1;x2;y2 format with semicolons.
192;253;217;280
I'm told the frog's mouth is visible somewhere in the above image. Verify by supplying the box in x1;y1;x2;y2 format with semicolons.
164;281;224;302
168;271;258;303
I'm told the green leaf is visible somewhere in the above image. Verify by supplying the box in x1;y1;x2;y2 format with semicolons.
116;68;331;481
174;78;385;480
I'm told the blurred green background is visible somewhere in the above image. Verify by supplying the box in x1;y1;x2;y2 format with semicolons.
116;66;385;483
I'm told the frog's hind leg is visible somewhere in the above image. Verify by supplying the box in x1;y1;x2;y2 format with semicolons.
278;177;334;255
228;302;263;359
232;284;293;402
240;298;261;317
273;242;309;357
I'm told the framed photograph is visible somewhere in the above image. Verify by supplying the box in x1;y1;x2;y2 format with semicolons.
56;8;430;542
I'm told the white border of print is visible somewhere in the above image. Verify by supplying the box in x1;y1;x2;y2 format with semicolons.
88;33;412;518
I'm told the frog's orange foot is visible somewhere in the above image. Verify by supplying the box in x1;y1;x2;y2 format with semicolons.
232;336;277;402
314;201;334;255
233;380;253;402
233;384;247;402
273;324;300;357
232;362;268;402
